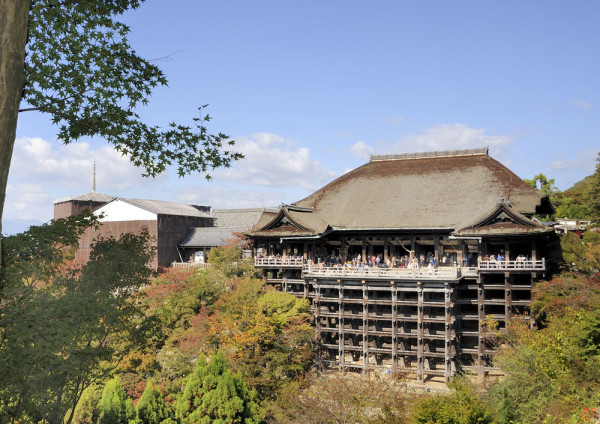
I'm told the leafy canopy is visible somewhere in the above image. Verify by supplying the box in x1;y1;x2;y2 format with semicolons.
22;0;243;178
0;212;154;424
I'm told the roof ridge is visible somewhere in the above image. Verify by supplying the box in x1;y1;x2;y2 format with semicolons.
370;147;488;162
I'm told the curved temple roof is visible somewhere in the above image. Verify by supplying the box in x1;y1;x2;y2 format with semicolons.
247;148;553;237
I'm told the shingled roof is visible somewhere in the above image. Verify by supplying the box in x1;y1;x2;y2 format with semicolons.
119;198;212;218
53;191;114;204
247;148;553;237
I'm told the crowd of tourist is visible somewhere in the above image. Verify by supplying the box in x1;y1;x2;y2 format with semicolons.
257;250;536;270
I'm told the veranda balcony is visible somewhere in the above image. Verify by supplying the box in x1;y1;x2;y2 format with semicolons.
302;264;462;280
254;256;304;268
477;259;545;272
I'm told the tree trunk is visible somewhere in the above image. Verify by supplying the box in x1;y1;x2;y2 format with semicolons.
0;0;30;252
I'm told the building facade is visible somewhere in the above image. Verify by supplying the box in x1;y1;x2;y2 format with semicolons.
246;148;557;381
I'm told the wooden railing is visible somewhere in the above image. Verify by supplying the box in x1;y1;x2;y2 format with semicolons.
302;264;461;280
171;262;210;269
478;259;545;271
254;257;304;267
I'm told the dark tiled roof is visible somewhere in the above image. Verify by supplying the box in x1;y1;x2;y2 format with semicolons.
212;208;275;228
120;198;212;218
179;227;246;248
53;191;114;204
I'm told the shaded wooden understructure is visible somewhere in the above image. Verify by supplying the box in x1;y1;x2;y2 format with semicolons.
246;148;556;381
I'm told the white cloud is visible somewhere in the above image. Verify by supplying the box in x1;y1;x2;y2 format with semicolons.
174;186;287;210
214;132;336;190
350;141;374;160
9;137;159;195
4;137;167;223
571;100;592;112
4;183;50;221
390;124;514;155
347;124;515;158
550;147;599;172
380;115;405;125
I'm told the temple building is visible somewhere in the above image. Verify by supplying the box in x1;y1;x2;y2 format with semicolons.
245;148;557;381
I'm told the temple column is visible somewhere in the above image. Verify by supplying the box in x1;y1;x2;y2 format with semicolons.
505;272;512;322
477;275;485;378
362;237;367;262
444;282;453;382
391;281;398;372
384;237;389;263
417;282;424;382
362;281;369;372
339;282;345;369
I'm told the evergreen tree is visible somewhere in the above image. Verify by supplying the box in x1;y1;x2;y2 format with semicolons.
585;153;600;222
97;377;136;424
176;351;262;424
71;384;102;424
136;381;173;424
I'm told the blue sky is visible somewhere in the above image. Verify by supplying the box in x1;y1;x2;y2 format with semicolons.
5;0;599;234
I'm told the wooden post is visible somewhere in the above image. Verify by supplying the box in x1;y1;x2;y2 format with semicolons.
339;282;345;369
505;272;512;322
398;291;406;369
417;282;424;382
363;281;368;372
434;237;439;262
391;281;398;372
362;237;367;262
384;237;389;263
410;237;416;262
477;275;485;378
303;242;308;261
444;282;453;382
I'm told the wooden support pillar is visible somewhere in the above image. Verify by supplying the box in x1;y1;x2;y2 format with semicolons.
417;282;424;382
505;272;512;322
303;242;308;261
410;237;416;262
398;291;406;369
477;276;485;379
390;240;397;260
315;282;321;336
282;241;288;256
444;282;453;382
391;281;398;372
434;237;439;261
531;240;537;261
339;282;345;369
362;281;369;372
362;237;367;262
458;240;464;266
384;237;389;263
504;241;510;262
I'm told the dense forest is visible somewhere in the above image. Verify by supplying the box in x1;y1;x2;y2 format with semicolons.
0;157;599;424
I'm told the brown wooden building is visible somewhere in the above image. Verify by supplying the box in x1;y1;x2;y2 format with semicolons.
246;148;557;381
55;196;214;270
